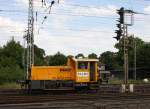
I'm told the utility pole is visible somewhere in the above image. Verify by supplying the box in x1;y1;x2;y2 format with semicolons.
124;10;134;85
115;7;135;92
23;32;27;80
134;35;137;80
115;7;128;85
124;24;128;85
27;0;34;80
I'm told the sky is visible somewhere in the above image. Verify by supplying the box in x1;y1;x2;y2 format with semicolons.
0;0;150;56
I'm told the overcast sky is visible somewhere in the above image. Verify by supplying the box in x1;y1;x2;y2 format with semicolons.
0;0;150;56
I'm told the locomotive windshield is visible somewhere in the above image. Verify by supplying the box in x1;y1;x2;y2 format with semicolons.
78;62;88;70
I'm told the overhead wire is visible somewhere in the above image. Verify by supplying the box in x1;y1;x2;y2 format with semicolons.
39;27;114;33
0;9;149;21
1;0;150;10
0;1;149;38
0;25;114;34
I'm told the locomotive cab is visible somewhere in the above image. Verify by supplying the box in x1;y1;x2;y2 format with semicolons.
72;58;99;88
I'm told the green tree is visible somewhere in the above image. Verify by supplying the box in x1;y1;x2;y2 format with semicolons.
114;36;150;79
34;45;46;66
48;52;67;66
2;39;24;68
136;43;150;69
0;39;49;84
99;51;119;70
75;53;85;58
88;53;97;59
0;39;24;84
115;36;144;67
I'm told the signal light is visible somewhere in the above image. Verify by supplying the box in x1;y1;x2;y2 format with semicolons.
114;24;123;41
51;1;55;5
116;23;121;28
114;7;124;41
113;29;122;41
113;36;120;41
117;7;124;24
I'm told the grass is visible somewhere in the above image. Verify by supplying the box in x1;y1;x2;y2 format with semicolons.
108;78;123;84
0;82;21;89
108;78;150;84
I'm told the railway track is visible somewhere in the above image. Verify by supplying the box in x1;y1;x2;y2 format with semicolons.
0;94;150;109
1;84;150;109
0;92;150;104
1;84;150;95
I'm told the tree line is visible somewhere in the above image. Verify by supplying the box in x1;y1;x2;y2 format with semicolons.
0;36;150;84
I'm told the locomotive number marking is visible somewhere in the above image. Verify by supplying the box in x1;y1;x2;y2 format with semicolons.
77;72;89;77
60;68;71;72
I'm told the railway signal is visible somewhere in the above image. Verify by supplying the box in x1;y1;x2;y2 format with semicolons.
114;30;122;41
114;7;125;41
117;7;124;24
114;7;137;90
114;23;123;41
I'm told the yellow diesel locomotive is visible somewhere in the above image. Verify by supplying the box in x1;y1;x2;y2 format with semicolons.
27;57;99;90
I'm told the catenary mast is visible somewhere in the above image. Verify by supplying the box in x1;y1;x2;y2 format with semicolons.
26;0;34;80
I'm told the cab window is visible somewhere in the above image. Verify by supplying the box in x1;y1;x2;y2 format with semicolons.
78;62;88;69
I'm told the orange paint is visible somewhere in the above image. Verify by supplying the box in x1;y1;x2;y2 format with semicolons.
30;57;99;83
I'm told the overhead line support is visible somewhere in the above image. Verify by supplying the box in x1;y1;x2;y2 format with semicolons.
26;0;34;80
